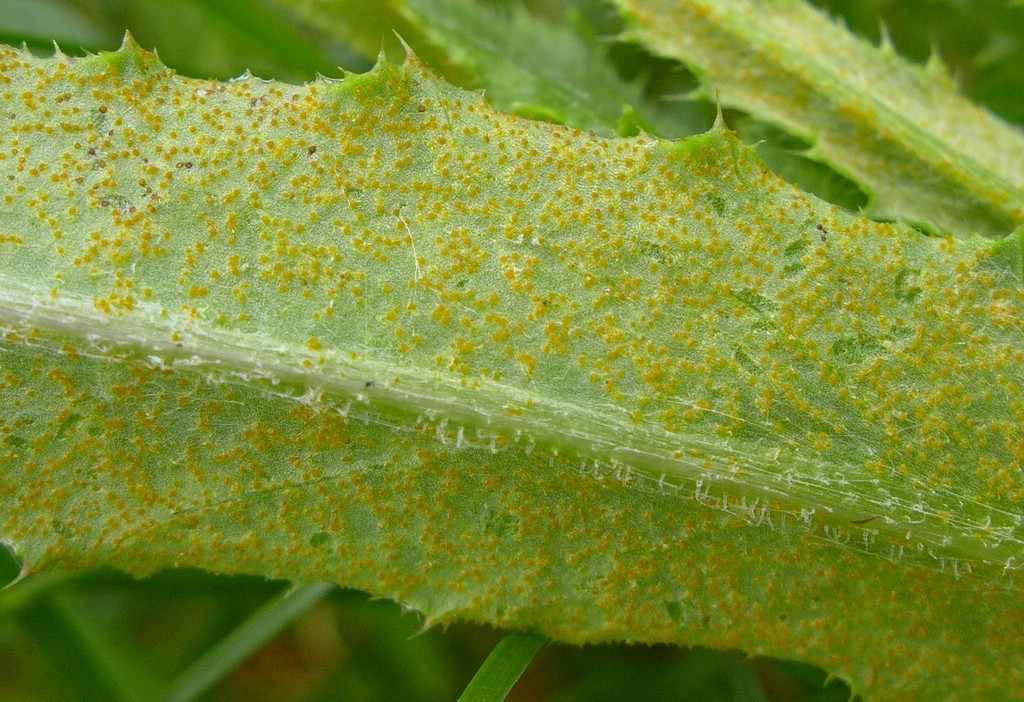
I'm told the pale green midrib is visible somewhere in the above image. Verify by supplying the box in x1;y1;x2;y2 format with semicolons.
3;278;1019;569
626;2;1024;235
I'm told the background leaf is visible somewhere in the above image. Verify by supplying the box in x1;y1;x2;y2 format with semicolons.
809;0;1024;125
610;0;1024;238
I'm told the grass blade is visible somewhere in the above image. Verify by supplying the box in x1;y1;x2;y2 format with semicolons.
458;631;547;702
16;587;159;702
164;582;335;702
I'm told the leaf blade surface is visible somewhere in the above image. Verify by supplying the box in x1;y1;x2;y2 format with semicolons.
2;41;1024;698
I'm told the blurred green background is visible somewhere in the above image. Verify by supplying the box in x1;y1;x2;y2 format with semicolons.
2;0;1021;699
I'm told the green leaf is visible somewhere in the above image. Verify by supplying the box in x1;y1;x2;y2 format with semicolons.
610;0;1024;238
2;38;1024;699
391;0;709;138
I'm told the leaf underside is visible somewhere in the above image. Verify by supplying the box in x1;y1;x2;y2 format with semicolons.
2;41;1024;699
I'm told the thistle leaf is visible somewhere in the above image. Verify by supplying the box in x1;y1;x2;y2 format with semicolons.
610;0;1024;238
3;39;1024;699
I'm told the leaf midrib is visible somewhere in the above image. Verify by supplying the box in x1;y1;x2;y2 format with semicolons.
4;274;1016;571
